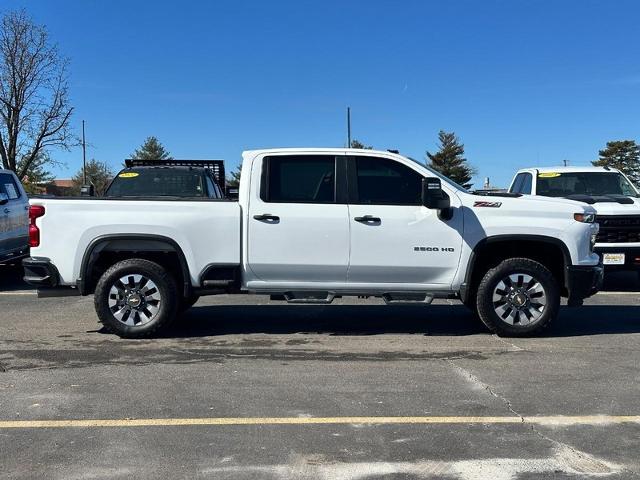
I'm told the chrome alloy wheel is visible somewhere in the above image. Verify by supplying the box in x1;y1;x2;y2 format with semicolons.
107;274;161;326
491;273;547;325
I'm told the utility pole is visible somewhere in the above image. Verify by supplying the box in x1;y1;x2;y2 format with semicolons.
82;120;87;184
347;107;351;148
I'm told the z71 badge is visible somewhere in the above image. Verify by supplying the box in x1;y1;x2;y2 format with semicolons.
473;201;502;208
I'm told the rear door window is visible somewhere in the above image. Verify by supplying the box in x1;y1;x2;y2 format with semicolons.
262;155;335;203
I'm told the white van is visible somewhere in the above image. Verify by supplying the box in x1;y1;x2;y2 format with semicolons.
0;168;29;263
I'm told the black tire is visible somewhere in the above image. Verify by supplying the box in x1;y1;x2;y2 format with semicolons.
179;294;200;312
476;258;559;337
94;258;178;338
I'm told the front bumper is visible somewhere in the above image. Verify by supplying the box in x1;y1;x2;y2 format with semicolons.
22;257;60;287
566;262;603;306
595;245;640;270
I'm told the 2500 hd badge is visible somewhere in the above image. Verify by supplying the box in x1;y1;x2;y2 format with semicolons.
414;246;455;252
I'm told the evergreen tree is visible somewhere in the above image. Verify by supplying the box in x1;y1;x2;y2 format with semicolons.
226;164;242;188
18;151;55;194
426;131;475;189
350;139;373;149
130;136;172;161
592;140;640;184
71;159;114;196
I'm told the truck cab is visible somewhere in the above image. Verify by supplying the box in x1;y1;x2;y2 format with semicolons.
509;166;640;273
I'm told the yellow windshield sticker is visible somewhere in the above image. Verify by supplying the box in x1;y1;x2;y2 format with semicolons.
118;172;139;178
538;172;561;178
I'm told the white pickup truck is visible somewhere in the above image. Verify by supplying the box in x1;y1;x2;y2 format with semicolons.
509;166;640;275
23;149;602;338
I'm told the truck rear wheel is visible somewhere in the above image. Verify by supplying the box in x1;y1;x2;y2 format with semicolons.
476;258;559;337
94;258;178;338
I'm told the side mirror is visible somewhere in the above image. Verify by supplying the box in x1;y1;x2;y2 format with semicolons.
0;193;8;205
422;177;450;210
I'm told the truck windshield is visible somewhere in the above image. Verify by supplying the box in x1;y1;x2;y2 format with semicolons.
537;172;639;198
106;168;206;197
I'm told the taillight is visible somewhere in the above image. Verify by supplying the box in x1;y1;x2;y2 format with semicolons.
29;205;45;247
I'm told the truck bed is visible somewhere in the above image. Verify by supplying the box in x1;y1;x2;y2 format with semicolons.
29;197;241;287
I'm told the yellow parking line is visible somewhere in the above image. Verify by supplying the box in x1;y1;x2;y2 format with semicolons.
0;415;638;429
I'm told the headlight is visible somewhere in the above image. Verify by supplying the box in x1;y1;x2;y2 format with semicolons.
574;213;596;223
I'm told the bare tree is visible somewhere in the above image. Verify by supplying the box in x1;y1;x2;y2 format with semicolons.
0;10;74;179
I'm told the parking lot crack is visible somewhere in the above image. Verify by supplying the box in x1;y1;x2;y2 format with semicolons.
490;334;524;352
444;357;628;476
444;357;523;420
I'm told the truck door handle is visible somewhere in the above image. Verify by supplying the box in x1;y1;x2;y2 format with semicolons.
253;213;280;222
3;208;9;214
354;215;381;223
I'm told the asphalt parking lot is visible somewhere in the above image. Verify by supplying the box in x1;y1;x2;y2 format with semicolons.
1;264;640;479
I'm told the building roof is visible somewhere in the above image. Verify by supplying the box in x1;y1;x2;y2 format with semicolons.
51;179;74;188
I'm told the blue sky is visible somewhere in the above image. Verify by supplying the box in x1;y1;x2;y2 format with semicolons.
5;0;640;187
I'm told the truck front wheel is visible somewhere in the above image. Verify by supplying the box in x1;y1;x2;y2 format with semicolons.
94;258;179;338
476;258;559;337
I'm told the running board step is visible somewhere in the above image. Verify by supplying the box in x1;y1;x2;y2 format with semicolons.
202;279;235;287
382;293;434;305
283;291;335;304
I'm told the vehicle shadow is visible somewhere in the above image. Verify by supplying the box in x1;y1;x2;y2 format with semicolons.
164;304;484;337
160;303;640;338
0;263;30;291
603;271;640;292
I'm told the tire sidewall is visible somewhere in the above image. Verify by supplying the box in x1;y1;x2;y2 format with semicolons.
477;259;559;336
94;259;178;337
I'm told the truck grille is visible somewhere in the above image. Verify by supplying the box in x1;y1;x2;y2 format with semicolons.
596;215;640;243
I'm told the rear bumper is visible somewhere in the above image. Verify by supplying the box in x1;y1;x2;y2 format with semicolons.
22;257;60;287
595;245;640;270
0;246;28;264
566;262;603;306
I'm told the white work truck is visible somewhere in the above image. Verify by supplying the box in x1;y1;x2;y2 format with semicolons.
509;166;640;274
23;149;602;338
